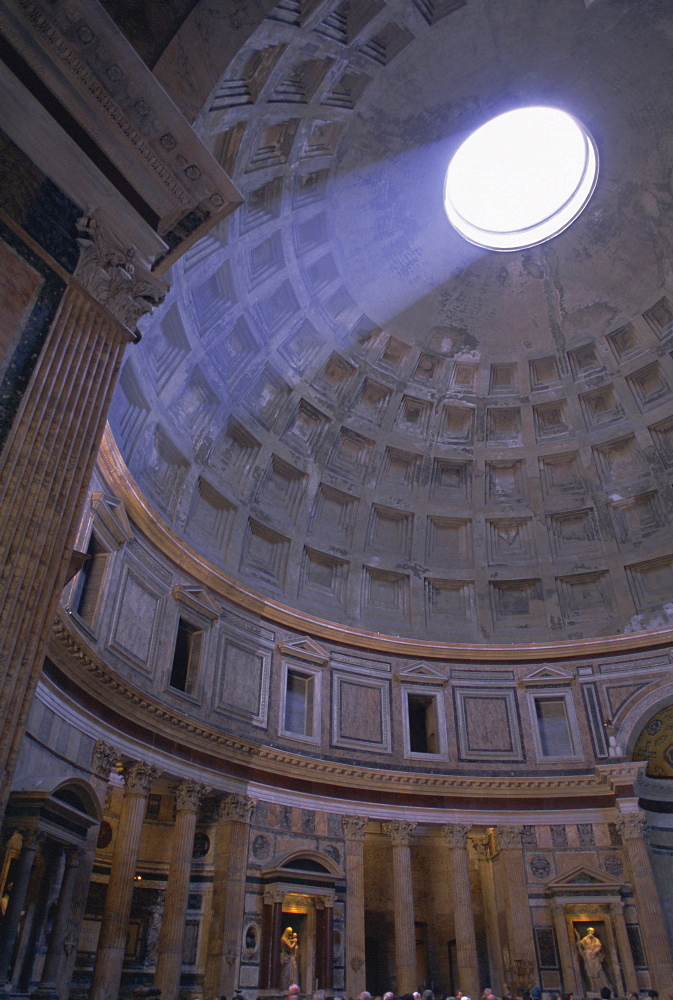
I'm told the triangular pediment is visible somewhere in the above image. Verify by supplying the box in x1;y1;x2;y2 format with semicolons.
278;636;329;664
520;664;574;687
546;864;622;892
91;491;133;548
396;662;448;685
172;585;221;623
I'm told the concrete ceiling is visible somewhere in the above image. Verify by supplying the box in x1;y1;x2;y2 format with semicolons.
108;0;673;642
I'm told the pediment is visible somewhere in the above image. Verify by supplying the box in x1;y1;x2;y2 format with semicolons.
395;662;448;685
172;585;221;623
91;491;133;548
278;636;329;664
546;864;622;892
519;664;574;687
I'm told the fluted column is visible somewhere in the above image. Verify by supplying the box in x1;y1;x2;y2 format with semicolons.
493;826;537;988
0;830;42;984
616;812;673;992
548;899;580;995
443;824;479;999
342;815;367;998
474;836;503;995
0;281;139;821
610;900;638;994
203;792;255;998
35;846;83;997
90;760;160;1000
383;820;417;993
154;780;210;1000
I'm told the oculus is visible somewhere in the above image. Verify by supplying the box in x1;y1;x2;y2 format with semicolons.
444;107;598;251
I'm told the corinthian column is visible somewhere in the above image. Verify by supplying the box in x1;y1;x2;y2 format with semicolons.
493;826;537;987
616;812;673;993
203;792;255;998
383;820;417;993
90;760;161;1000
0;227;164;819
342;815;367;998
154;780;210;999
443;824;479;998
0;830;42;984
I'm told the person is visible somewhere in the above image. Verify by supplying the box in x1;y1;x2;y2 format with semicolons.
280;926;299;990
576;926;610;992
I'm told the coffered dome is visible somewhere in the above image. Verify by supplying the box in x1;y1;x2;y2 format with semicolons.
108;0;673;643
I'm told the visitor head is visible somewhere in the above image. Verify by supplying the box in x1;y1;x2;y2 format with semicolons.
600;989;611;999
288;986;301;997
423;991;434;1000
383;993;394;1000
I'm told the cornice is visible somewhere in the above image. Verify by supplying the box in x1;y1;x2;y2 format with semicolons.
49;612;638;803
97;429;673;663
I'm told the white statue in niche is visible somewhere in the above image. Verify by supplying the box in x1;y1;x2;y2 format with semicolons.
575;926;611;992
280;925;299;989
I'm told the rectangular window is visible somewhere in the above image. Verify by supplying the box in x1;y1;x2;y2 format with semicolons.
284;669;314;735
169;618;203;693
535;696;574;757
408;693;439;753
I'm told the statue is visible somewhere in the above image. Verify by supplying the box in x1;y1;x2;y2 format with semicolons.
280;925;299;990
575;926;611;992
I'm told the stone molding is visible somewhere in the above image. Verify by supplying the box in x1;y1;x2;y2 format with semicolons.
122;759;161;795
341;815;367;840
173;779;211;813
382;820;417;846
3;0;242;270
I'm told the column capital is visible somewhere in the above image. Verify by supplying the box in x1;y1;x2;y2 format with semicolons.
493;825;523;851
341;815;367;840
442;823;472;849
264;887;285;906
92;740;120;779
383;820;417;846
173;779;211;813
314;894;335;910
608;899;624;915
615;812;648;842
217;792;256;823
64;845;84;868
472;835;492;862
21;828;46;851
122;760;161;796
75;215;167;334
548;897;566;916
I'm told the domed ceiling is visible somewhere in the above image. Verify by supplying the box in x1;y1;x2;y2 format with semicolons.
108;0;673;643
